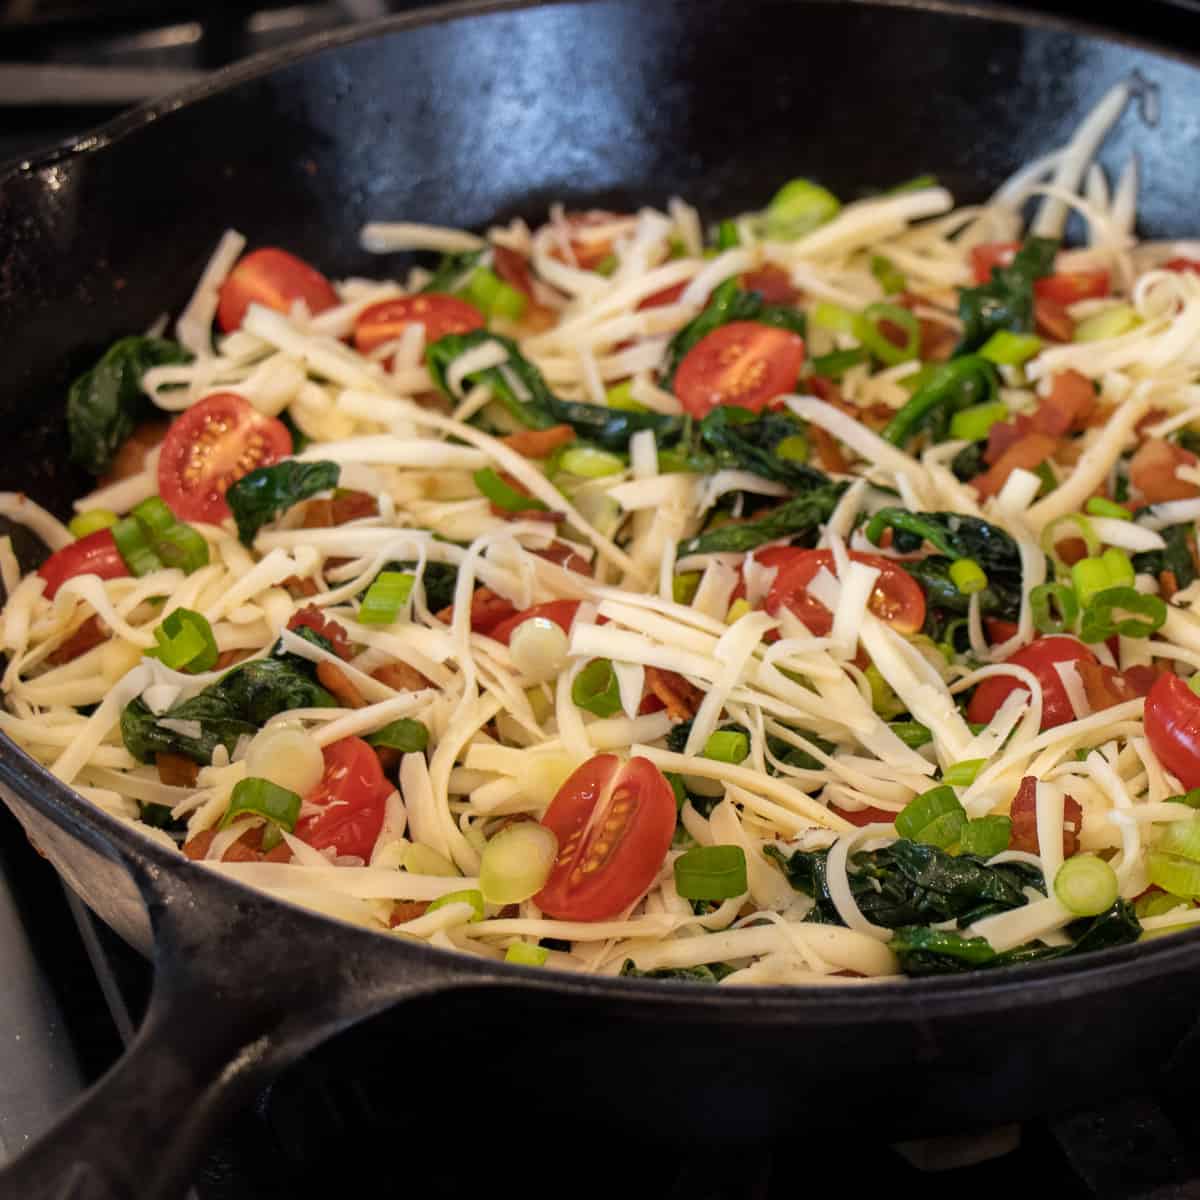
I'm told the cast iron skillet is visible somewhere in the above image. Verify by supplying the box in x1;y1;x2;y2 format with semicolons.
4;1;1200;1196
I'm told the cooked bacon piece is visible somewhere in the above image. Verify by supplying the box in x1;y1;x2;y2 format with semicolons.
741;264;801;305
1161;570;1180;601
1034;296;1074;342
830;804;900;828
156;752;199;788
484;471;565;523
809;424;849;473
183;825;293;863
500;425;576;458
282;574;320;599
972;432;1058;499
808;375;892;433
436;586;518;634
638;281;688;310
46;615;107;665
1135;408;1169;437
1031;370;1096;437
919;318;957;362
317;660;366;708
548;210;620;270
1130;438;1200;503
372;661;429;691
533;540;592;576
214;648;252;671
288;604;353;660
301;489;379;528
389;900;431;926
1009;775;1082;857
644;666;703;720
99;420;168;486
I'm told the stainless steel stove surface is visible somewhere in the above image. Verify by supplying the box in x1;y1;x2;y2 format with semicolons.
7;1;1200;1195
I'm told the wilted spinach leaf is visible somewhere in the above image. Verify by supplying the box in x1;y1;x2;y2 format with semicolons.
620;960;735;983
676;481;846;557
955;236;1058;355
380;560;463;614
1133;523;1198;591
880;355;998;448
225;460;340;545
697;406;829;490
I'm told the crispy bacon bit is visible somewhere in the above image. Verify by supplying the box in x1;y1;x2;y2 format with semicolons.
1009;775;1081;857
372;661;429;691
741;264;801;305
288;604;352;660
919;318;958;362
809;424;849;473
549;210;619;270
317;660;366;708
155;752;199;788
496;507;565;523
500;424;576;458
972;432;1058;499
437;586;518;634
99;420;168;486
214;648;252;670
638;281;688;310
1135;408;1169;437
1034;296;1074;343
282;574;320;599
1161;569;1180;601
1130;438;1200;503
1032;369;1096;437
644;666;704;720
183;825;293;864
46;615;107;665
301;489;379;529
389;900;431;926
533;540;592;576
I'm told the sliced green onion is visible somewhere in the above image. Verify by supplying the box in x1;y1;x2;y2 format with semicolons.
809;347;869;379
949;401;1010;442
149;607;218;673
69;508;119;538
605;380;646;412
1041;513;1099;572
672;572;700;604
775;434;809;463
666;772;688;809
978;330;1043;366
1191;676;1200;699
889;720;933;749
560;446;625;478
464;266;527;320
1073;304;1139;343
853;303;920;366
367;718;429;754
667;235;688;260
426;888;486;921
593;253;618;277
1156;815;1200;863
895;785;966;849
1030;582;1079;636
1034;461;1057;497
359;570;415;625
869;254;906;295
220;776;301;833
943;759;985;787
1054;854;1119;916
761;178;840;240
949;558;987;595
865;663;905;719
1085;497;1131;520
402;843;458;876
1166;789;1200;810
673;844;748;900
473;467;546;512
1071;556;1116;609
812;302;857;333
1148;851;1200;899
703;730;749;764
1079;586;1166;642
479;821;558;905
131;496;177;535
152;521;210;573
505;942;549;966
714;219;740;251
1136;891;1192;919
1101;547;1135;589
571;658;622;717
110;515;163;577
958;815;1012;858
900;365;935;393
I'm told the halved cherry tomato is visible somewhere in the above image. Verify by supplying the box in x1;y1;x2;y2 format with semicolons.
38;529;129;599
216;248;339;333
970;242;1019;284
492;246;536;298
637;280;687;310
1145;673;1200;790
1164;257;1200;274
674;321;805;418
487;600;582;646
158;392;292;523
534;754;675;921
966;636;1097;730
352;294;484;355
763;549;925;637
294;736;393;860
1034;270;1110;304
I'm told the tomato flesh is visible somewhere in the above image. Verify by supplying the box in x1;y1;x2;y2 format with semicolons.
1145;673;1200;790
38;529;129;599
970;242;1019;284
217;248;339;333
353;294;484;355
294;736;393;860
1034;270;1110;305
487;600;582;646
534;755;676;921
967;636;1097;730
763;549;925;637
674;321;805;418
158;392;292;523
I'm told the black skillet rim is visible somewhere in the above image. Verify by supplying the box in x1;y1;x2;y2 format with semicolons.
2;0;1199;1018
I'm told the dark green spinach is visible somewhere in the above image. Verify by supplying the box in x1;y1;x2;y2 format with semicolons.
676;482;846;557
1133;523;1198;591
955;236;1059;355
381;560;463;614
697;406;829;490
420;249;485;294
224;460;341;546
620;960;735;983
880;355;998;448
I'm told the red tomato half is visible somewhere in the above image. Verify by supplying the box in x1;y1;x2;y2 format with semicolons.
637;280;687;310
158;392;292;523
674;321;805;418
352;294;484;355
216;248;339;333
967;636;1097;731
38;529;129;599
970;242;1019;284
1145;673;1200;790
1034;270;1110;305
1164;257;1200;275
763;549;925;637
534;754;675;921
487;600;582;646
294;737;393;860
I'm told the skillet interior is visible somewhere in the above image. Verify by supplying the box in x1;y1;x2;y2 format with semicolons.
4;0;1200;1153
